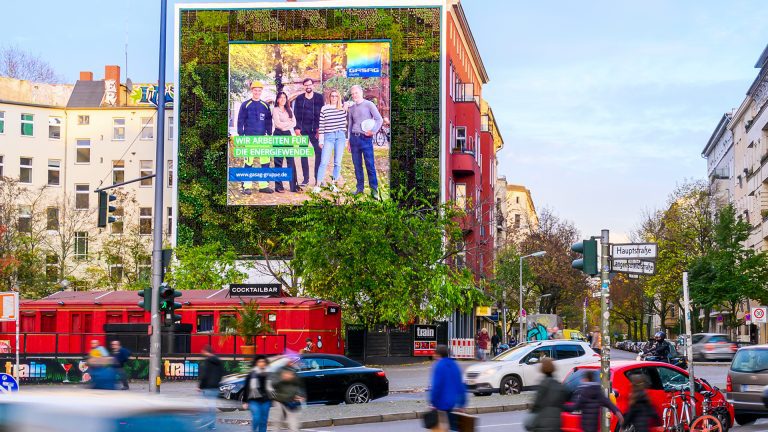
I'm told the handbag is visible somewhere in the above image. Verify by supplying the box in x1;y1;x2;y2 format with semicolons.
422;409;439;429
454;411;476;432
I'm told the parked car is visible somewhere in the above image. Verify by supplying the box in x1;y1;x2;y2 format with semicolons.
463;340;598;395
218;353;389;406
554;329;588;342
692;333;738;361
561;360;734;432
727;345;768;425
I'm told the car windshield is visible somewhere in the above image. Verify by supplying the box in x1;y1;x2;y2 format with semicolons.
492;343;533;361
731;349;768;373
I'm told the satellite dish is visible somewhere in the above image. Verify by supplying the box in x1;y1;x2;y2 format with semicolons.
126;78;133;92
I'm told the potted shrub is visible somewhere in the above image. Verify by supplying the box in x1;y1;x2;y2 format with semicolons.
220;301;273;355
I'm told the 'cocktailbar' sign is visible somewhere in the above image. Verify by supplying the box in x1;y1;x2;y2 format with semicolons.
229;284;282;297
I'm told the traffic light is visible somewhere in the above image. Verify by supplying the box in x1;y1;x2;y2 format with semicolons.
97;191;117;228
137;287;152;311
159;283;182;325
571;239;598;276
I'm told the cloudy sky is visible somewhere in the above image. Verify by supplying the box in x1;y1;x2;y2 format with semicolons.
3;0;767;240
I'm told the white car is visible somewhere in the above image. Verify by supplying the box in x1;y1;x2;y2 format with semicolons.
464;340;598;395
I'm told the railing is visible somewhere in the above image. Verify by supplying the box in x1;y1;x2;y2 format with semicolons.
455;83;480;105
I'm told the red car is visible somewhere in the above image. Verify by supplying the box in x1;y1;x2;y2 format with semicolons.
560;361;735;431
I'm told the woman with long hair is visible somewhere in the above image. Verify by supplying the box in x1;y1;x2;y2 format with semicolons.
314;89;348;192
272;91;298;193
622;375;660;432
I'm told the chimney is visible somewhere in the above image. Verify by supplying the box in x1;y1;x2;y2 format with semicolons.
79;71;93;81
104;65;121;105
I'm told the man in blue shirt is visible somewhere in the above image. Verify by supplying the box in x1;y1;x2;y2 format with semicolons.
237;80;274;195
429;345;466;431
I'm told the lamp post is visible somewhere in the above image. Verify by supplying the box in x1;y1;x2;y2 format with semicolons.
538;293;552;313
518;251;546;344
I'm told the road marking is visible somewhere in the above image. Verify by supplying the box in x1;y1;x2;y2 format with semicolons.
478;422;522;428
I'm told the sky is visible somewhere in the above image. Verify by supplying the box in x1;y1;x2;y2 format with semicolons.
3;0;767;241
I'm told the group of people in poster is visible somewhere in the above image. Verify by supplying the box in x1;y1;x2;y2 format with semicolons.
236;77;384;197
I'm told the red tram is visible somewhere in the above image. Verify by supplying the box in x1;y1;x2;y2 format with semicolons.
0;290;343;356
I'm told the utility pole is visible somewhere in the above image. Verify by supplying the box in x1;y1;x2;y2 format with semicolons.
149;0;168;393
683;272;696;401
600;229;611;432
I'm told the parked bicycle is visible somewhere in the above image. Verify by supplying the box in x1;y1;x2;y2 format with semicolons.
688;388;728;432
663;389;694;432
375;118;390;146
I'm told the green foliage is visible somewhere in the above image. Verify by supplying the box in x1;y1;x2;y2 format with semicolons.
492;244;535;328
288;188;481;327
219;301;274;346
166;243;247;291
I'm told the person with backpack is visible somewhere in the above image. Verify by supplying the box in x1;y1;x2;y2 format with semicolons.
568;370;624;432
243;356;273;432
271;366;305;432
525;358;568;431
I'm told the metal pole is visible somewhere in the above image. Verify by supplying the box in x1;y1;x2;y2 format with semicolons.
583;298;587;335
600;229;611;432
149;0;168;393
14;293;19;383
683;272;696;405
519;256;523;344
501;288;507;345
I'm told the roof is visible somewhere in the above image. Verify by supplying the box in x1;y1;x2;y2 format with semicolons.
755;43;768;69
700;113;733;158
451;1;490;84
66;80;105;108
21;290;339;308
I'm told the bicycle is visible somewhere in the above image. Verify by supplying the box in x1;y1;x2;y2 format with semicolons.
374;125;390;146
662;389;694;432
688;389;727;432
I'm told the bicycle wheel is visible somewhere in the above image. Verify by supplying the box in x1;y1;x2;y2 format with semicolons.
690;415;722;432
374;131;385;146
662;407;676;432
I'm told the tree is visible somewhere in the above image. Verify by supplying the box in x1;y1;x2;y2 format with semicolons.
609;273;648;340
40;194;97;286
492;244;535;335
166;242;248;291
0;44;60;83
288;189;481;327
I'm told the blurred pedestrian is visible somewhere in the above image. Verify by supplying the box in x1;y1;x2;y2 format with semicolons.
302;338;315;353
590;327;602;354
272;367;305;432
428;344;466;431
243;355;273;432
567;370;623;432
110;340;131;390
475;328;490;361
622;375;660;432
525;358;567;431
199;345;224;430
86;339;116;390
491;331;500;357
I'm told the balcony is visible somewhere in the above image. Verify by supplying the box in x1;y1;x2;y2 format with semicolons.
455;83;480;107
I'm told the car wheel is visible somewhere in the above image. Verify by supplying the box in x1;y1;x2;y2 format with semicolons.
735;414;757;426
499;375;522;395
218;390;244;412
345;383;370;404
713;408;730;431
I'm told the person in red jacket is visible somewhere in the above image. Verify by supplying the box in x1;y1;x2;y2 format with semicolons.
475;328;490;361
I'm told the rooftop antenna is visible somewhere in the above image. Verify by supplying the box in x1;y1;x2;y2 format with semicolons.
124;3;132;92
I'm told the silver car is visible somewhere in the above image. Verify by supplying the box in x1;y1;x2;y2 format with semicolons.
692;333;738;361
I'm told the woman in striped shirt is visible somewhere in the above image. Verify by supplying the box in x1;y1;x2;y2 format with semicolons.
314;89;348;192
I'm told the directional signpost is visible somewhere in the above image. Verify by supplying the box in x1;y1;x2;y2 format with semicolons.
611;259;656;275
610;243;658;276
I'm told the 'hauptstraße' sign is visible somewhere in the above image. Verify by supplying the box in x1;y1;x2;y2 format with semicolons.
229;284;282;297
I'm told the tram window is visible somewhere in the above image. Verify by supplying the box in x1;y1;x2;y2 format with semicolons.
106;313;122;324
197;314;214;333
41;313;56;332
20;314;35;332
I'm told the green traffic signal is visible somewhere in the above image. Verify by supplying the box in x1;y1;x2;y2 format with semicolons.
571;239;598;276
97;191;117;228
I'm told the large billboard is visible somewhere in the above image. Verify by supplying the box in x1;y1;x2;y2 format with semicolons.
227;41;391;206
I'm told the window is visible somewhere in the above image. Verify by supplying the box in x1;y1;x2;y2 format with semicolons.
319;359;345;370
167;207;173;236
655;366;689;391
140;160;153;186
75;184;89;210
18;205;32;233
454;127;466;151
167;160;173;187
514;214;521;229
140;117;154;140
48;117;62;139
554;345;585;360
109;265;124;284
77;115;89;125
111;207;124;234
731;348;768;373
19;157;32;183
74;231;88;259
0;155;3;177
112;160;124;184
168;116;174;140
46;207;59;231
516;196;520;204
139;207;152;235
0;111;4;134
113;118;125;140
41;313;56;332
21;114;33;136
47;159;60;186
76;139;90;163
138;257;151;283
197;314;214;333
521;347;553;364
45;255;59;281
454;183;467;210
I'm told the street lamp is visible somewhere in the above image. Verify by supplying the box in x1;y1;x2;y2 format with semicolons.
59;279;70;291
515;251;546;345
538;293;552;313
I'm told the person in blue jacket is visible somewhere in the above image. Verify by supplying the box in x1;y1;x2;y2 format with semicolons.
429;344;466;431
237;80;273;195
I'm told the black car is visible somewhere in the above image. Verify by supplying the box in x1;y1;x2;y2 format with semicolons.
218;354;389;406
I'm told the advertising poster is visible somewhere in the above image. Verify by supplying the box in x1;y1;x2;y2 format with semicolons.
413;325;437;357
228;41;391;205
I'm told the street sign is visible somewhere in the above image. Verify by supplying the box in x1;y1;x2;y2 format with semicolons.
752;307;767;323
611;259;656;275
0;293;17;322
0;374;18;394
611;243;658;260
476;306;492;316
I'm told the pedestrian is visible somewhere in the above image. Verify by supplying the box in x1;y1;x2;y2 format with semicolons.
302;338;314;353
87;339;116;390
243;355;273;432
590;327;602;354
292;77;324;187
110;340;131;390
271;366;305;432
346;84;383;196
567;370;624;432
475;328;490;361
525;358;568;431
272;91;298;194
199;345;224;431
622;375;660;432
427;344;466;431
237;80;274;195
314;89;348;192
491;330;500;357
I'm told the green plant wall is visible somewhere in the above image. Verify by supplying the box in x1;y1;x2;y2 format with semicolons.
178;7;442;253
